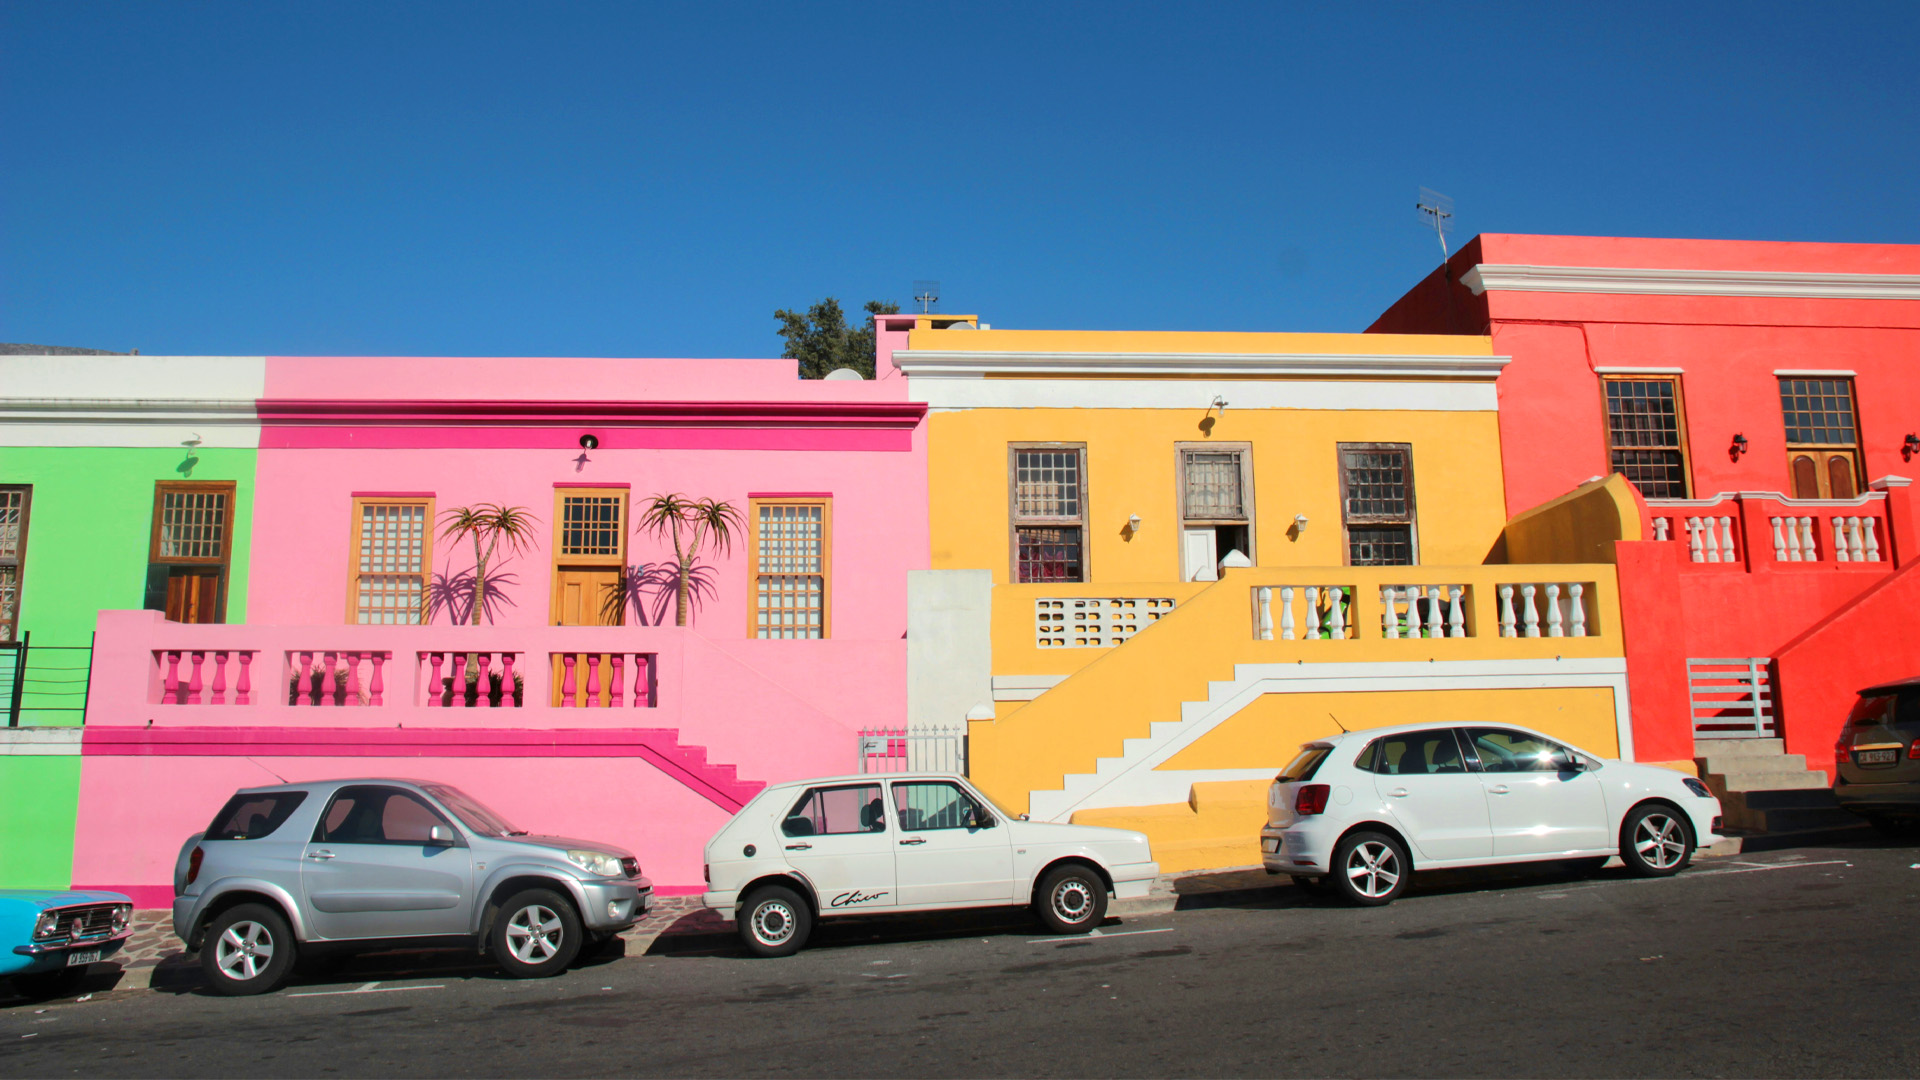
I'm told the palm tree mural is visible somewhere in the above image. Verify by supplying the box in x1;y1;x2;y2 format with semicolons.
438;503;539;625
639;493;742;626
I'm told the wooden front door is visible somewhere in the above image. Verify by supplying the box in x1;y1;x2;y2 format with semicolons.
1788;451;1860;499
165;569;223;624
552;566;622;627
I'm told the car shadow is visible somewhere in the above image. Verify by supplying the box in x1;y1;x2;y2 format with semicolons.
644;904;1093;958
150;937;631;996
1169;859;1639;911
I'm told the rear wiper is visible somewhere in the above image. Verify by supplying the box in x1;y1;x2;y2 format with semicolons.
507;830;528;836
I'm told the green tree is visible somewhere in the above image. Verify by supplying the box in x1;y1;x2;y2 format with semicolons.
639;493;744;626
774;298;901;379
438;503;539;625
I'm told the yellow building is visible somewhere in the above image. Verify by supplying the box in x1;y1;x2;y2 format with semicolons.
888;320;1643;873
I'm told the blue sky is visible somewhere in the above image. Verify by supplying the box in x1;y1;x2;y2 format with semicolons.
4;2;1917;359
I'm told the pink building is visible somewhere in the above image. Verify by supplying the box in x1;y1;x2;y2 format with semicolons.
74;356;927;903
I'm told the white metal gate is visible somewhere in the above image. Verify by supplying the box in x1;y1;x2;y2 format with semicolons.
859;725;968;774
1688;657;1775;738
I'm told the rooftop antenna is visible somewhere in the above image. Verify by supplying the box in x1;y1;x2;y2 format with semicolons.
912;279;940;314
1416;187;1455;260
1328;712;1349;734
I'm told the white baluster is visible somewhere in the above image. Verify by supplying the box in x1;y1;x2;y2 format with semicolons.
1522;585;1540;638
1832;516;1849;562
1568;583;1587;637
1303;586;1322;638
1701;518;1720;563
1499;584;1517;638
1864;516;1881;562
1328;588;1346;639
1799;517;1818;560
1687;518;1705;563
1448;586;1467;638
1405;586;1424;638
1382;586;1401;639
1257;587;1274;641
1847;517;1865;561
1719;517;1736;561
1652;517;1671;542
1545;583;1564;637
1278;586;1295;640
1771;517;1787;561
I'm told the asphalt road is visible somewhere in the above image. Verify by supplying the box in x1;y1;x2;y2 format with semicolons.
4;839;1918;1078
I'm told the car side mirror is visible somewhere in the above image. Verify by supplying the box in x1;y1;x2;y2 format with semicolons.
427;825;455;846
1554;754;1585;773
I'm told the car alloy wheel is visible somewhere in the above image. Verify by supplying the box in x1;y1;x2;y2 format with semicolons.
200;902;296;995
216;919;276;982
1633;812;1687;871
505;904;565;964
1345;840;1401;899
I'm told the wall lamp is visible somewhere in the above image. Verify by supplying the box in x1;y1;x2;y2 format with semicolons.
1905;433;1919;461
1127;513;1142;532
579;433;600;450
1730;433;1748;459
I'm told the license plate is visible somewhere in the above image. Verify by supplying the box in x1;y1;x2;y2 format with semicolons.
1261;836;1281;853
66;949;100;967
1856;749;1898;765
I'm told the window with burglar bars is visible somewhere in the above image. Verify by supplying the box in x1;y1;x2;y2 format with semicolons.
156;485;230;561
559;493;624;557
751;500;829;639
0;486;27;642
1011;445;1088;583
1603;378;1692;499
349;498;433;624
1182;449;1247;519
1339;444;1417;566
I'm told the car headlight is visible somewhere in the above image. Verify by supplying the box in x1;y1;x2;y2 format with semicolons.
565;850;624;877
33;911;60;939
112;905;132;930
1682;778;1713;798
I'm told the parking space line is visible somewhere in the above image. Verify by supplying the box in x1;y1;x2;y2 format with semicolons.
1028;927;1174;945
287;984;446;998
1688;859;1850;877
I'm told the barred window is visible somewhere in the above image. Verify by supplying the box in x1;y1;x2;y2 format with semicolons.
350;499;432;625
1780;378;1858;446
1603;378;1691;499
158;488;230;560
1182;450;1246;520
752;501;828;639
559;495;624;557
1340;445;1416;567
1011;445;1087;583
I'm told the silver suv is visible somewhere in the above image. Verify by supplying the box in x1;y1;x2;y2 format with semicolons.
172;778;651;995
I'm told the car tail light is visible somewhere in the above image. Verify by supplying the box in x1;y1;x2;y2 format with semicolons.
1910;739;1920;760
1294;784;1331;816
703;863;710;884
186;846;203;886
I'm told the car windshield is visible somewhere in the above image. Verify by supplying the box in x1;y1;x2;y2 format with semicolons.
422;784;523;836
1277;746;1331;782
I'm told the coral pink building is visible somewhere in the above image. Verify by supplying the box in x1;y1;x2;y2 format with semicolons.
1373;235;1920;825
74;356;927;902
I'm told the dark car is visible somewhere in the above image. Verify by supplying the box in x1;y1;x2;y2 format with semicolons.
1832;676;1920;833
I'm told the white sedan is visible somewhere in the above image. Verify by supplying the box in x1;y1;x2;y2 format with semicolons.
703;772;1158;956
1261;722;1723;905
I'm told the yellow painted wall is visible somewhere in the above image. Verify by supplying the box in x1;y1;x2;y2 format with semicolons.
1496;474;1642;565
928;407;1508;585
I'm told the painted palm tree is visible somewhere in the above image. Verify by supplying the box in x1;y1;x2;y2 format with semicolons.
438;503;540;625
639;493;743;626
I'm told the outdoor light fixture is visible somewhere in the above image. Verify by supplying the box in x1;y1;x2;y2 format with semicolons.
1730;433;1748;459
1905;433;1919;460
1294;514;1309;531
579;433;599;450
1210;396;1229;414
1128;513;1142;532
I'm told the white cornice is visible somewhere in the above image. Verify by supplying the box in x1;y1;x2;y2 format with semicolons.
894;350;1509;380
1461;264;1920;300
0;399;259;424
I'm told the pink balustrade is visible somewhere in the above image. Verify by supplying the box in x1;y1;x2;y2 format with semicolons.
550;652;658;708
422;651;523;708
284;650;393;706
157;650;258;706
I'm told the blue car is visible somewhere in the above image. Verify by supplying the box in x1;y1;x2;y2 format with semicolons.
1;890;134;999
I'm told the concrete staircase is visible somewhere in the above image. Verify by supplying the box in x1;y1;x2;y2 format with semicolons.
1694;738;1856;833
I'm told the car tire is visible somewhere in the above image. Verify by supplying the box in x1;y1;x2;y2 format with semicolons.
1620;803;1694;877
201;903;297;996
738;885;811;958
1033;863;1108;934
9;965;91;1000
1330;831;1410;906
490;889;583;978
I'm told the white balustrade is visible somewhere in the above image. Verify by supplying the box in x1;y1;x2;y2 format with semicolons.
1651;517;1671;542
1863;517;1881;561
1719;517;1736;561
1687;517;1706;563
1497;582;1590;639
1771;517;1788;561
1833;516;1849;562
1380;584;1472;638
1278;586;1295;640
1303;586;1322;638
1256;586;1354;641
1798;517;1817;560
1256;587;1274;641
1499;584;1517;637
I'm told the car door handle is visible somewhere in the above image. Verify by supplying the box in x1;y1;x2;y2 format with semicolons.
899;837;926;846
305;850;336;860
1489;785;1511;795
784;843;812;851
1387;788;1409;798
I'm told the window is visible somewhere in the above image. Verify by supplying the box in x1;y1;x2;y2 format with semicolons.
1338;444;1417;566
0;485;28;642
1464;728;1574;773
750;499;829;639
313;786;457;845
204;791;308;841
1177;444;1253;581
891;781;991;831
1362;730;1468;776
1010;445;1087;583
348;498;433;625
1779;378;1862;499
550;487;628;627
781;784;885;837
1603;378;1692;499
146;481;236;624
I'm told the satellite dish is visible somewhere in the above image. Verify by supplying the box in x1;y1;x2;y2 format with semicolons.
823;367;865;381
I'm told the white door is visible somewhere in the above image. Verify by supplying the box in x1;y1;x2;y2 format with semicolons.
1463;728;1612;855
776;783;898;913
888;780;1015;906
1182;528;1218;582
1370;729;1493;862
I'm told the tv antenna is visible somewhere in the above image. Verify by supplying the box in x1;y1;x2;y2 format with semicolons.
912;280;940;313
1416;187;1455;259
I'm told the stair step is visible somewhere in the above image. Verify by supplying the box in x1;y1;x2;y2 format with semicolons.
1733;787;1839;810
1755;806;1861;832
1694;738;1785;758
1707;770;1827;792
1699;752;1810;775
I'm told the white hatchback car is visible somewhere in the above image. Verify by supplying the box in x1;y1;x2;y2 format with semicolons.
704;773;1158;956
1261;722;1723;905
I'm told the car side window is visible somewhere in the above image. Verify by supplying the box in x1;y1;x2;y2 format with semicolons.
314;786;455;844
1466;729;1568;773
205;792;309;841
782;784;885;837
891;781;989;831
1369;730;1468;775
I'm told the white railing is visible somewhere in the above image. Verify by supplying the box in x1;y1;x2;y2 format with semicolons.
1495;583;1589;638
859;725;968;774
1253;585;1355;640
1379;584;1471;639
1769;514;1880;563
1649;492;1887;566
1035;597;1176;648
1688;657;1775;738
